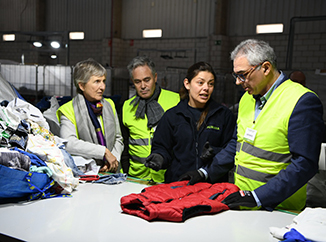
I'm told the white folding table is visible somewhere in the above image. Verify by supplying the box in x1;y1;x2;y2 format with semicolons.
0;181;296;242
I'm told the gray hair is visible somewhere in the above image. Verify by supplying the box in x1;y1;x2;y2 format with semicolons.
127;56;157;80
73;58;107;94
230;39;277;69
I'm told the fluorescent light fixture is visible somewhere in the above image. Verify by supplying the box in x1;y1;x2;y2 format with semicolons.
3;34;15;41
256;24;283;34
69;32;84;40
142;29;162;38
50;41;60;49
33;41;42;47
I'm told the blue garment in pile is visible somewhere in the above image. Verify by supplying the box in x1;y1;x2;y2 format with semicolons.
93;173;127;185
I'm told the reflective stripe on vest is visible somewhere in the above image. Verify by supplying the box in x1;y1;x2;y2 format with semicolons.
130;155;147;165
241;142;292;163
237;164;275;183
236;142;241;152
236;141;292;183
129;137;151;146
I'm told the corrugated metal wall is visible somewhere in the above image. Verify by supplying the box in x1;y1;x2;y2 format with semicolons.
2;0;325;40
227;0;326;36
45;0;112;40
121;0;215;39
0;0;38;35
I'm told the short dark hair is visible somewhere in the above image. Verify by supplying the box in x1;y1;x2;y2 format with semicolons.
127;56;156;80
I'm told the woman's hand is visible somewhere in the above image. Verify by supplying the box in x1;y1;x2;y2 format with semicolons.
100;148;119;173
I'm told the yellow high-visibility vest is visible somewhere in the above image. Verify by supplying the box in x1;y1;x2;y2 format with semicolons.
122;89;179;183
235;80;312;210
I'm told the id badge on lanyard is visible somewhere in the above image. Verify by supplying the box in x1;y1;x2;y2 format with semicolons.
244;128;257;144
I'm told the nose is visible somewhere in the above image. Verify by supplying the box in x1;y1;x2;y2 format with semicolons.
100;81;106;90
140;81;146;89
235;78;242;86
202;82;209;90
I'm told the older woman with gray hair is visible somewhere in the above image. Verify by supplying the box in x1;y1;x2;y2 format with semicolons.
57;58;123;173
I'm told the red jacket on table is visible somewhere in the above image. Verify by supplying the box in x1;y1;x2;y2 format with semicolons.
120;181;239;222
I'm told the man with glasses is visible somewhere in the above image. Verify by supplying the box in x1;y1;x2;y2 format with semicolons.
193;39;324;211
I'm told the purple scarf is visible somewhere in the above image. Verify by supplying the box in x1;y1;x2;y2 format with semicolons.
84;98;107;147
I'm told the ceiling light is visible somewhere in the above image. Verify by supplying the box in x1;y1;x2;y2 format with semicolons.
33;41;42;47
69;32;84;40
50;41;60;49
3;34;15;41
50;54;57;59
142;29;162;38
256;24;284;34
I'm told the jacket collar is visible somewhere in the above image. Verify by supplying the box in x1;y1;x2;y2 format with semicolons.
175;98;223;118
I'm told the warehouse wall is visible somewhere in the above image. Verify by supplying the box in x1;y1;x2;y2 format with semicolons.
0;0;325;116
227;0;326;36
1;0;325;70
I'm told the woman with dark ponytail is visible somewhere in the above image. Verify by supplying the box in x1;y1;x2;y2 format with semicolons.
145;62;236;184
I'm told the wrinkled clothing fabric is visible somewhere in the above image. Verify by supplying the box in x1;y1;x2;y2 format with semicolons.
61;148;85;177
30;165;53;177
283;228;312;242
7;98;50;131
13;147;47;167
130;85;164;128
121;181;239;222
0;164;56;203
270;207;326;242
72;155;100;175
27;134;79;194
93;173;127;185
42;96;60;136
0;104;20;130
8;120;30;149
0;148;31;171
29;120;55;143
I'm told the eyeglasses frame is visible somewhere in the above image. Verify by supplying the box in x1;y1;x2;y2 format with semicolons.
232;61;266;83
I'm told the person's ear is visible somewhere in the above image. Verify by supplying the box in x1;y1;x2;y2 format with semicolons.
154;73;157;83
262;61;271;75
184;78;190;90
78;82;85;92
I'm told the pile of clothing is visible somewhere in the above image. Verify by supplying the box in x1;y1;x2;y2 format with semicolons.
0;97;79;203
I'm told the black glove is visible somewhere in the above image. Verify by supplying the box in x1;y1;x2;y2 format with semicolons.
222;190;257;209
200;141;215;164
179;170;205;185
144;153;164;171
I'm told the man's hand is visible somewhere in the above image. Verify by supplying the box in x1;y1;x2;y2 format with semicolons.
145;153;164;171
222;190;257;209
179;170;205;185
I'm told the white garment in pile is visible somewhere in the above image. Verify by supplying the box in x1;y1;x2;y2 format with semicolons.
7;98;50;130
270;207;326;242
27;134;79;194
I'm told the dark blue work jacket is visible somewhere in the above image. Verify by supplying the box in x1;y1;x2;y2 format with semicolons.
151;99;236;183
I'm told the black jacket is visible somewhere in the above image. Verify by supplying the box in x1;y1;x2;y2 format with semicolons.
151;99;236;183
